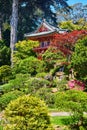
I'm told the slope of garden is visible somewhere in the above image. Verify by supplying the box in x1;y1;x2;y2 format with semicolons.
0;19;87;130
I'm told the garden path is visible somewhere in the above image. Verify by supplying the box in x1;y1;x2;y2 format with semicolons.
50;112;71;116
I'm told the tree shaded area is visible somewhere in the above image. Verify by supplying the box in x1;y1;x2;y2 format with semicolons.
0;40;11;67
0;0;69;41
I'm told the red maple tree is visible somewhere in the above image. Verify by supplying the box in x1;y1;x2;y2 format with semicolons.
51;30;87;55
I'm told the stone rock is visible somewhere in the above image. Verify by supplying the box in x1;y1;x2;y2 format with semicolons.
51;88;58;93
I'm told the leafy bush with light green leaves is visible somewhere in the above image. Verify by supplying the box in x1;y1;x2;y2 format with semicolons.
14;40;39;61
3;95;54;130
0;90;24;111
42;47;66;72
0;83;12;94
0;74;30;94
55;90;87;129
13;56;45;75
36;72;47;78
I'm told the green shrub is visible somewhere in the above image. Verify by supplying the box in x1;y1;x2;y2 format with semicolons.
9;74;30;91
0;74;30;94
0;83;12;94
36;72;47;78
35;87;55;108
71;36;87;83
51;78;68;91
0;40;11;67
13;56;45;75
0;90;24;111
55;90;87;128
0;65;12;84
55;90;87;111
56;79;68;91
14;40;39;60
3;95;54;130
42;47;65;72
26;78;50;94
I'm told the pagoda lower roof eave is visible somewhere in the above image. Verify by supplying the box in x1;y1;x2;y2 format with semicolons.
24;30;57;38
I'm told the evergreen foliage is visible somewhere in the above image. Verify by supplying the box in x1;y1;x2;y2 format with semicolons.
0;90;24;111
13;56;45;75
0;40;11;66
71;36;87;83
0;65;12;84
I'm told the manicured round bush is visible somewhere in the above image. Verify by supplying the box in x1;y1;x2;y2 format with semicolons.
3;95;54;130
14;56;45;75
0;90;24;111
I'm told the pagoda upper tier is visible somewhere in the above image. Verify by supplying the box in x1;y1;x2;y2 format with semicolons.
24;20;68;54
24;20;68;38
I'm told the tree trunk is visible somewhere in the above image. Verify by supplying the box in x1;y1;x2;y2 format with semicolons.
10;0;18;66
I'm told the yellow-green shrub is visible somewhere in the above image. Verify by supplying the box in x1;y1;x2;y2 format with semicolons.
3;95;54;130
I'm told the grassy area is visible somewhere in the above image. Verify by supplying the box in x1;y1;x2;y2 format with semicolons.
51;116;72;126
0;125;3;130
0;120;3;130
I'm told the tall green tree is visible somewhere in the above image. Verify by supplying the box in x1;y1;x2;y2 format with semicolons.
71;36;87;83
59;19;87;31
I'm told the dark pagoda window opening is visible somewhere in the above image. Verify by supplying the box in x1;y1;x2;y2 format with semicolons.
41;41;50;47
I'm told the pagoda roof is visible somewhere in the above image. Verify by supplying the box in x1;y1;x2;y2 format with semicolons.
24;20;68;38
24;30;56;38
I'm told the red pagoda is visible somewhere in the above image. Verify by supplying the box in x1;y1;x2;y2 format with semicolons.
24;20;68;53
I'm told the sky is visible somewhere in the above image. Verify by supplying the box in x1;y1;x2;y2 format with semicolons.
67;0;87;5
